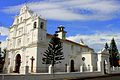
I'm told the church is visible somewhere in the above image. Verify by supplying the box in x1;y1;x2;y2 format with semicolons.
4;6;98;74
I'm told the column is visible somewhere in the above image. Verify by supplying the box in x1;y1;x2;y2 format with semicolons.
80;66;83;72
97;61;102;71
90;65;93;72
67;65;70;73
30;56;35;72
25;56;29;74
49;65;53;74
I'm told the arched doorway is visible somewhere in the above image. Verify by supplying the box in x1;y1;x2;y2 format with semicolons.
70;60;75;72
103;60;108;74
14;54;21;73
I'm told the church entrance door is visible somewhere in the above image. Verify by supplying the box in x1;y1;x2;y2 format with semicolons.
70;60;75;72
14;54;21;73
103;60;108;74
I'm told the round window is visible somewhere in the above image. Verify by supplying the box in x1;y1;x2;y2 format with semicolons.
82;57;85;61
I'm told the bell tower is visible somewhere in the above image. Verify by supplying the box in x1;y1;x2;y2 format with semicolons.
56;25;67;39
38;18;47;42
5;5;47;74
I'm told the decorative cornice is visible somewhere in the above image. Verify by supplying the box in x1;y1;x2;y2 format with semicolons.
68;54;77;59
12;34;26;39
10;17;32;29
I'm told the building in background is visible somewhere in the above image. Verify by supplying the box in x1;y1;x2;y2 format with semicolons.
4;6;97;74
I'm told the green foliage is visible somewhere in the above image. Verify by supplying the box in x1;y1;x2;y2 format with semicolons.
109;38;119;67
105;43;109;50
0;48;6;72
42;34;64;66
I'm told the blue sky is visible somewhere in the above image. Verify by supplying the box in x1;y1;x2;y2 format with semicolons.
0;0;120;52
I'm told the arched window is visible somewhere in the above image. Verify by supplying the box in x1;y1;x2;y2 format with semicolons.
20;17;22;22
71;45;74;50
40;22;44;29
17;19;19;23
17;38;21;46
33;22;37;28
70;60;75;72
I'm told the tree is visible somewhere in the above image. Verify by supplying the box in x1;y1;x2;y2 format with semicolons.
42;34;64;68
0;48;6;72
109;38;119;67
105;42;109;50
2;49;6;59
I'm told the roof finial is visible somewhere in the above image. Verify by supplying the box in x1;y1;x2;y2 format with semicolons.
80;39;84;44
79;39;87;46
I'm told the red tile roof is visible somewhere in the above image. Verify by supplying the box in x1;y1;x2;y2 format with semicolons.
47;33;93;50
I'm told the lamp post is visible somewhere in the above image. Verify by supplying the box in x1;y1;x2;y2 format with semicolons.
30;56;35;72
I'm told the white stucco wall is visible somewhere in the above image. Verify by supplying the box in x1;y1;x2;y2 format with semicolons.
5;6;96;74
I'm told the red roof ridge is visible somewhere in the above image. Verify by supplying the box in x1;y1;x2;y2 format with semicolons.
46;33;93;50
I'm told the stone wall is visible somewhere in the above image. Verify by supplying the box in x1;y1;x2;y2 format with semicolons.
0;72;101;80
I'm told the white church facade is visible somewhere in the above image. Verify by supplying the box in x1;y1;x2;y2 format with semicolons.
4;6;99;74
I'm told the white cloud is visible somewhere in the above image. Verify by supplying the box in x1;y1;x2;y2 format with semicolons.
0;26;9;36
2;0;120;21
67;32;120;52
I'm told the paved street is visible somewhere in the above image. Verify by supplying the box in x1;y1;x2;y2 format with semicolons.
68;73;120;80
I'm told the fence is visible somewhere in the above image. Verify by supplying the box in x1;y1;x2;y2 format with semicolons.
111;66;120;73
1;65;120;80
28;66;98;73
